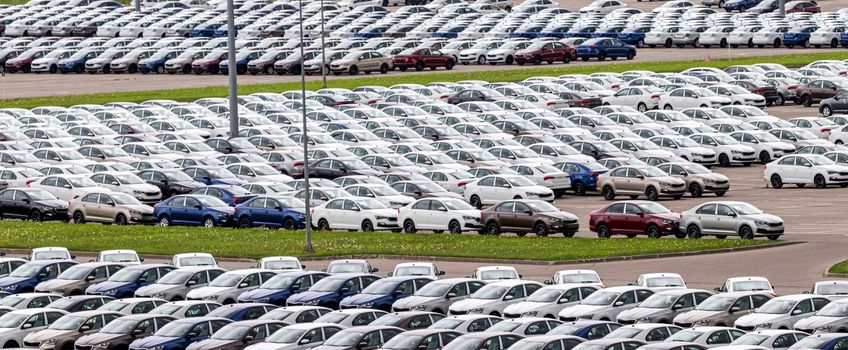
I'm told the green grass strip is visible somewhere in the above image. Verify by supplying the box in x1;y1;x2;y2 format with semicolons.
829;260;848;274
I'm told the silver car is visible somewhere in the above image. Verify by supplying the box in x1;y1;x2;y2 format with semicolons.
134;267;227;301
558;286;655;322
728;330;810;350
392;278;485;314
793;298;848;333
673;292;773;328
243;323;345;350
734;294;830;331
617;289;713;324
680;201;784;240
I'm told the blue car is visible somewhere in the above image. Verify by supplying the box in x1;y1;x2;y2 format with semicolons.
238;271;330;305
784;25;819;47
553;161;609;196
286;273;381;309
510;26;546;39
539;25;572;38
0;260;77;293
190;185;256;207
152;194;235;228
183;166;247;186
566;25;599;39
57;48;100;74
576;38;636;61
617;26;652;46
592;26;625;38
339;276;434;312
128;317;232;350
86;264;176;298
218;50;263;75
138;49;180;74
190;21;225;37
205;303;276;321
234;196;307;229
789;334;848;350
724;0;761;11
550;320;622;340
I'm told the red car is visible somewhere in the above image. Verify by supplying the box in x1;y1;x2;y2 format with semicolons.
514;41;575;65
191;50;228;75
589;200;683;238
4;48;49;73
785;0;820;13
393;48;456;71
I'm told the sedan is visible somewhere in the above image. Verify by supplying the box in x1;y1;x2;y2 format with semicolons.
480;200;579;237
680;201;784;239
589;201;683;239
764;154;848;189
576;38;636;61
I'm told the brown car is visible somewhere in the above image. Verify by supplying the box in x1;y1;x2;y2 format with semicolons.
311;326;405;350
672;292;773;327
330;50;393;76
68;191;155;225
796;79;848;106
186;320;287;350
34;262;125;296
597;165;687;201
42;295;115;313
75;314;177;350
480;199;580;237
23;310;126;350
656;162;730;197
389;181;463;200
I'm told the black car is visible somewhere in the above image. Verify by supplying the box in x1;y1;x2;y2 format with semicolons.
307;158;382;179
0;188;69;222
45;295;115;312
447;89;503;104
136;169;205;198
819;91;848;117
569;140;630;159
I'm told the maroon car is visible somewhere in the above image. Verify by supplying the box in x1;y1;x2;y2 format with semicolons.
785;0;820;12
4;48;50;73
514;41;575;65
191;49;228;75
393;48;456;71
589;200;683;238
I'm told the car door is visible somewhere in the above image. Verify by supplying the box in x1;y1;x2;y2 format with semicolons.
429;200;451;230
694;203;719;234
714;204;739;235
511;202;535;231
623;203;645;234
492;177;513;202
603;203;627;234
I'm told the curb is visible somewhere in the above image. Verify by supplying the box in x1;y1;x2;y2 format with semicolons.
824;272;848;278
0;240;800;266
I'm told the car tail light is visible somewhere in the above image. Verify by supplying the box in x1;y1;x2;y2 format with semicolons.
651;94;661;99
25;179;33;187
457;181;468;187
234;197;247;204
543;175;553;181
821;128;831;133
580;99;589;103
546;101;555;106
589;45;596;48
589;172;600;177
612;84;620;90
788;85;797;90
755;87;766;92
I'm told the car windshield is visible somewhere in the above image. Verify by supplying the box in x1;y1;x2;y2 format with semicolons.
639;293;679;308
108;268;142;282
99;301;129;312
572;344;607;350
48;315;86;330
634;202;670;215
488;320;522;332
267;328;306;343
668;330;702;342
69;177;98;187
640;167;668;177
100;318;139;334
479;269;518;280
752;132;781;142
57;265;93;280
732;280;772;291
164;171;194;181
807;155;835;166
11;153;39;162
816;301;848;316
526;288;565;302
261;275;299;289
429;318;464;329
155;321;193;337
324;330;365;347
0;313;28;328
157;270;193;285
789;337;831;350
756;299;797;314
415;281;452;297
210;273;246;287
472;285;509;299
606;327;644;339
310;277;347;292
582;290;620;305
731;334;769;346
10;264;46;278
394;265;432;276
696;296;734;311
212;324;249;340
647;277;685;287
382;334;424;350
506;176;536;187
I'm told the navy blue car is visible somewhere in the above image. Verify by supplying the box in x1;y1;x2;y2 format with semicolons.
238;271;329;305
0;260;77;293
205;303;276;321
339;276;434;312
617;26;652;46
286;273;381;309
128;317;232;350
58;49;101;74
86;264;176;298
138;50;180;74
190;185;256;207
548;320;622;340
788;333;848;350
152;194;235;228
576;38;636;61
218;50;263;75
234;196;307;229
784;25;819;47
724;0;761;11
554;161;609;196
183;166;247;186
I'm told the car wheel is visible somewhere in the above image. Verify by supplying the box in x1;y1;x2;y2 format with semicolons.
533;55;542;65
663;104;673;110
739;225;754;239
629;195;639;199
573;182;586;196
533;222;548;237
637;39;644;48
602;186;615;200
282;218;296;230
415;61;425;71
115;214;127;226
770;174;784;188
747;38;754;48
238;216;251;229
759;151;771;164
597;52;606;61
596;224;611;238
715;191;727;197
767;234;779;240
29;210;42;222
477;56;486;65
265;65;274;75
797;184;806;188
637;102;647;112
448;220;462;234
664;39;672;48
403;219;416;234
718;154;731;167
505;56;514;65
485;221;501;235
687;224;702;239
689;183;703;198
348;65;358;75
318;219;331;231
361;220;374;232
801;95;813;107
645;187;659;201
814;174;827;188
445;61;454;70
4;341;19;348
563;54;571;64
470;195;482;209
720;39;728;48
73;211;85;224
822;105;833;117
203;216;215;228
158;215;170;227
674;231;686;239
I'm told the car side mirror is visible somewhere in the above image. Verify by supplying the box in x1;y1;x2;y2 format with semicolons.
239;282;249;288
85;275;95;281
243;335;254;342
22;323;32;329
544;279;553;285
358;341;368;349
131;329;143;337
446;292;456;299
137;278;147;284
194;205;202;209
394;290;404;296
729;306;741;313
438;271;445;276
340;287;350;294
524;210;532;215
805;163;813;167
80;325;91;332
299;338;311;345
792;309;803;315
614;301;625;306
504;295;515;301
37;273;47;280
501;183;511;188
672;303;684;310
636;175;644;179
729;212;737;217
63;184;72;189
187;332;198;339
340;167;348;173
275;206;283;211
186;280;197;286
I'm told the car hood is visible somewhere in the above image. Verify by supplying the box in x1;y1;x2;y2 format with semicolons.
793;315;846;329
35;199;69;209
36;278;78;290
740;213;782;223
674;310;724;322
342;293;387;305
175;181;204;188
187;286;233;298
393;295;441;308
539;212;578;221
25;329;74;342
696;173;729;182
123;204;155;214
617;307;667;320
131;336;180;348
188;339;239;350
136;283;181;296
451;298;497;311
503;301;553;314
734;312;786;326
0;276;33;286
88;281;132;292
289;291;336;302
77;332;126;346
651;212;681;221
559;304;609;317
239;288;288;299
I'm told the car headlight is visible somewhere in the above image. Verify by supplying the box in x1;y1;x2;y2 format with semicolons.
659;182;672;187
43;339;57;345
638;316;654;322
757;323;772;329
412;305;427;311
828;170;839;174
468;308;484;314
129;210;143;215
133;190;144;194
695;319;710;325
702;178;716;183
149;346;165;350
93;342;110;349
462;215;477;220
304;299;319;305
361;302;374;308
579;314;595;319
255;298;270;303
375;216;391;220
53;288;66;293
549;218;562;223
731;150;743;154
754;220;768;226
203;295;217;301
523;311;538;317
661;219;673;224
816;325;832;332
389;201;404;206
2;284;16;291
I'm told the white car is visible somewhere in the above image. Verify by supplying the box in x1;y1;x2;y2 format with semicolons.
811;280;848;298
30;175;104;201
645;27;682;48
228;163;295;183
0;293;61;309
810;26;847;48
391;278;483;313
458;40;505;65
256;256;303;271
631;273;687;291
752;26;791;48
185;268;277;304
448;280;544;317
171;253;218;268
27;247;74;261
728;26;762;48
610;138;676;159
312;197;399;232
827;125;848;145
0;168;43;189
508;164;571;197
89;171;162;203
485;41;531;65
344;183;414;209
602;87;665;112
579;0;626;13
727;131;795;164
689;133;757;166
792;298;848;333
470;266;521;281
502;284;600;319
244;323;343;350
389;262;444;278
707;85;766;107
734;294;830;330
464;174;555;208
789;117;840;139
649;136;717;164
764;154;848;188
93;250;143;265
659;88;732;110
602;323;684;342
528;143;596;163
557;286;655;321
715;277;773;293
544;270;604;287
398;197;482;234
665;326;745;347
0;308;68;348
727;330;810;350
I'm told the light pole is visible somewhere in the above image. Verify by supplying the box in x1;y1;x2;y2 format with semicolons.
319;0;327;89
226;0;239;137
298;0;314;254
135;0;140;12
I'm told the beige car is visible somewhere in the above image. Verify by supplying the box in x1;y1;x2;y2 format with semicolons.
22;310;125;350
330;50;393;75
68;191;154;225
597;165;687;201
34;262;125;296
656;162;730;197
672;291;774;328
